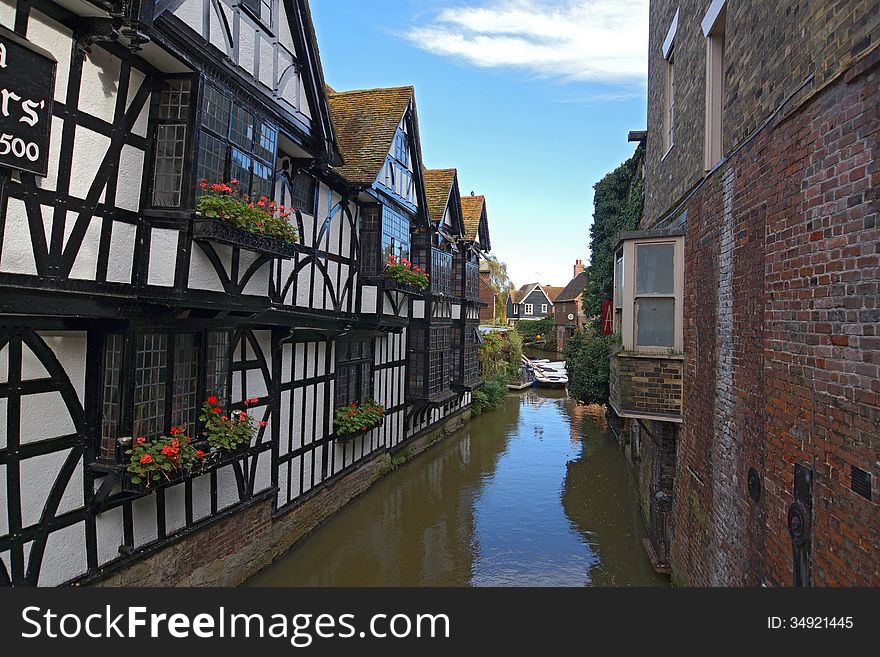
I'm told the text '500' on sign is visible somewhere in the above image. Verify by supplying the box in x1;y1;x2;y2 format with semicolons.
0;24;56;177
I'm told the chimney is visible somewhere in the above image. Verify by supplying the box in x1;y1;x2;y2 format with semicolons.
574;259;585;277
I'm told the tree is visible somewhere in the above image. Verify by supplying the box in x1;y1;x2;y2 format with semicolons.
484;255;512;324
564;327;620;406
582;143;645;329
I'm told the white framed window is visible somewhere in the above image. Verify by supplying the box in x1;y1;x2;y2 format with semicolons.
541;304;548;314
664;53;675;154
524;304;534;315
703;0;727;169
662;9;678;156
613;233;684;353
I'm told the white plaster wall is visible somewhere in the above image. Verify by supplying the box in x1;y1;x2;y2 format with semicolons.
37;117;63;193
19;449;82;528
95;506;124;566
216;464;240;510
68;215;101;281
117;144;144;212
38;521;87;586
191;473;212;522
132;494;158;548
127;69;149;138
188;243;226;292
79;46;120;124
164;483;187;535
240;251;270;297
106;221;137;284
148;228;180;287
172;0;204;41
361;285;377;314
0;198;38;275
69;126;110;200
25;10;71;104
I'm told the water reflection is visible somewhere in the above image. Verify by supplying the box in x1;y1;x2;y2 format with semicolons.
248;389;667;587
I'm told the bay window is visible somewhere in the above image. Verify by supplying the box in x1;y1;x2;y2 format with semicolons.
359;205;413;279
148;77;279;210
613;231;684;352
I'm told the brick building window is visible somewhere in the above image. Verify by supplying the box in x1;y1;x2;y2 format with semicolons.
703;0;727;169
662;9;678;156
613;232;684;353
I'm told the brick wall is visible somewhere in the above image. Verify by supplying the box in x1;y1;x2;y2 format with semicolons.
671;47;880;586
644;0;880;225
610;353;684;419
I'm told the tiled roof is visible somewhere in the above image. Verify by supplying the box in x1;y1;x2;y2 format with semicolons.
327;86;414;185
555;273;587;302
461;194;486;241
423;168;457;223
543;286;565;302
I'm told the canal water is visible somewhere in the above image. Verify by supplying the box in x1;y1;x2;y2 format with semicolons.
248;387;667;587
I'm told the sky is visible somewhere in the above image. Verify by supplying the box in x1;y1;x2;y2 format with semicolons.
310;0;649;288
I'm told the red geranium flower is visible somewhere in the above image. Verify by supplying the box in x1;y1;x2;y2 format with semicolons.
213;407;222;414
197;450;205;458
136;437;146;445
207;396;219;405
140;454;153;465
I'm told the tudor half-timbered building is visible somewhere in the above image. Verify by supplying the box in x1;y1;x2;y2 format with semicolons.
0;0;490;587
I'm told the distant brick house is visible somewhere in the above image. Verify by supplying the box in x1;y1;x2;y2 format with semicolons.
554;261;587;351
612;0;880;586
478;261;498;323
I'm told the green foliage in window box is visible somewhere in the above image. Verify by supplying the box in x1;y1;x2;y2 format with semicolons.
384;255;429;290
564;326;622;406
200;396;265;453
125;427;204;487
197;180;299;244
334;400;387;437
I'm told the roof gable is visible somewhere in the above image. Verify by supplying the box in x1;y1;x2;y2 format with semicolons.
424;168;464;237
327;86;414;185
556;273;588;302
461;194;491;250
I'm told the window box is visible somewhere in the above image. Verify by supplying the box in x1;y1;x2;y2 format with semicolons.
383;278;426;296
335;417;385;444
121;444;250;495
193;216;298;259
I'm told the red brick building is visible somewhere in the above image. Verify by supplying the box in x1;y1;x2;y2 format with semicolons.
479;261;499;323
611;0;879;586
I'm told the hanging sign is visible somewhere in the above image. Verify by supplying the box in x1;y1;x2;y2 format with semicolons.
601;300;614;336
0;24;56;177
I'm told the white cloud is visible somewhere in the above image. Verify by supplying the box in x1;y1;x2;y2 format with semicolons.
406;0;648;84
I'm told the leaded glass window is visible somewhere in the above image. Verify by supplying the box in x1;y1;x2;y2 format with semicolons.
133;333;168;440
151;78;192;208
290;171;315;216
335;338;374;409
100;334;124;461
98;329;234;463
196;81;278;199
381;206;411;263
172;334;198;433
